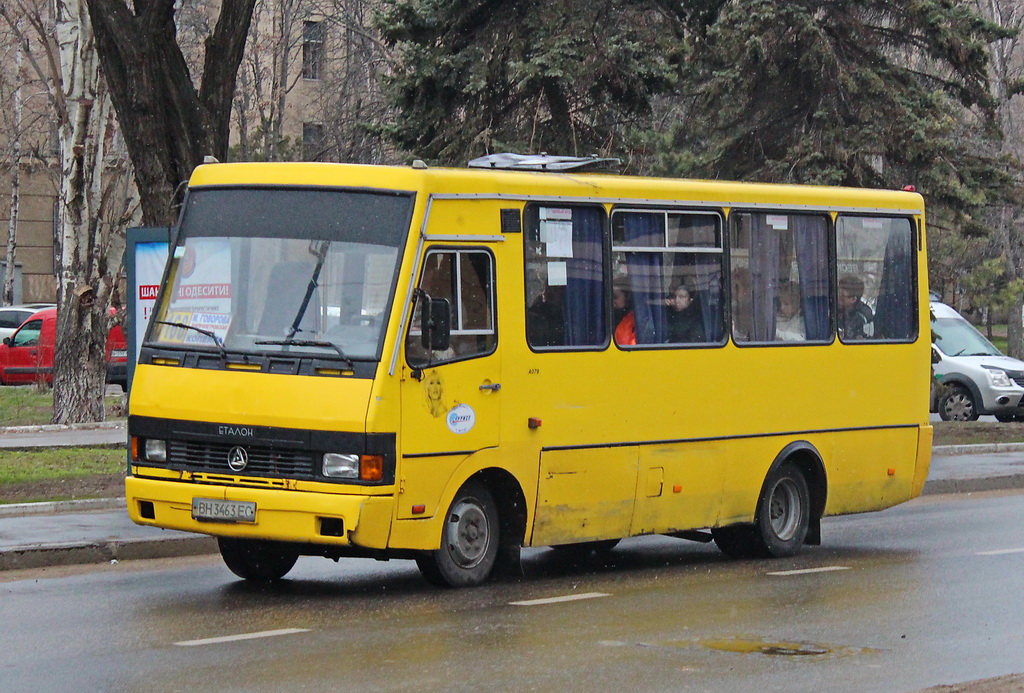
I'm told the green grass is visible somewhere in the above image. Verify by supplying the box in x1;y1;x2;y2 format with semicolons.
0;447;125;485
0;386;125;426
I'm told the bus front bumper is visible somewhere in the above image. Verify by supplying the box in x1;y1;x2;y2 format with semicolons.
125;476;394;550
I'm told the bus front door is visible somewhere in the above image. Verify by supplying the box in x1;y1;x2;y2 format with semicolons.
397;247;501;520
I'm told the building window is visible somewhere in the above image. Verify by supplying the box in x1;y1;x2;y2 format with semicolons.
302;122;325;161
302;21;324;80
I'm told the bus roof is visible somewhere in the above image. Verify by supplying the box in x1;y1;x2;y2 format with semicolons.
187;161;925;213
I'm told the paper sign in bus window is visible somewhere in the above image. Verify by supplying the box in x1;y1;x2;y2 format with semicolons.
547;261;568;286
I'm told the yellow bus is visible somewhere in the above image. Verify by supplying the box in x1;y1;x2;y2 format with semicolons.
126;156;932;587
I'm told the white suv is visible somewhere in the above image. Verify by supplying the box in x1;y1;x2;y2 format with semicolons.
931;301;1024;421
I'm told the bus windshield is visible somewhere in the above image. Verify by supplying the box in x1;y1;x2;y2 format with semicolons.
148;187;413;361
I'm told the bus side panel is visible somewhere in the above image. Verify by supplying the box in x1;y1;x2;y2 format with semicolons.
395;454;462;520
630;441;727;535
530;447;638;547
824;428;919;515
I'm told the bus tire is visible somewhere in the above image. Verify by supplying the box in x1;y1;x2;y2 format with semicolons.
711;524;760;558
713;464;811;559
550;539;620;558
416;480;499;588
218;537;299;582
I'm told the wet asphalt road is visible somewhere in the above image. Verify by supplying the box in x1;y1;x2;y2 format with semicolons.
2;490;1024;693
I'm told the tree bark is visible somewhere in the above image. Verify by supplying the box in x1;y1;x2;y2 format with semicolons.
84;0;257;225
52;0;110;423
4;33;24;306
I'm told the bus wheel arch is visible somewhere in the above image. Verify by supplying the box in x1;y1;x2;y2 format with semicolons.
712;442;825;558
415;469;526;588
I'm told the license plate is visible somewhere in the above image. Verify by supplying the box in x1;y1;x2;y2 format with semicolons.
192;498;256;523
111;349;127;359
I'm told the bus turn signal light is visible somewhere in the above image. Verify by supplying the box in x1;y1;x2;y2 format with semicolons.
528;417;542;429
360;455;384;482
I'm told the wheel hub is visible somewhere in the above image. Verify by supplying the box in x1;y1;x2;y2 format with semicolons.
446;501;490;568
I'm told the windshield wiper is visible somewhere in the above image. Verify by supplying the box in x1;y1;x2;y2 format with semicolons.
155;321;227;358
286;240;330;341
254;339;354;368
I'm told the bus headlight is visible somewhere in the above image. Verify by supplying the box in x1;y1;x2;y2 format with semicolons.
144;439;167;463
988;369;1013;388
323;453;360;478
322;453;385;481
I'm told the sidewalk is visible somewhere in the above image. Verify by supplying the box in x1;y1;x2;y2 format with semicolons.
1;427;1023;572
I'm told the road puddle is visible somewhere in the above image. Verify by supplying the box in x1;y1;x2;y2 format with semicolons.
609;636;883;659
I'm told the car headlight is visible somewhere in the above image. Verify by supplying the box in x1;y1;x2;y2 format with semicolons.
323;453;360;478
988;369;1013;388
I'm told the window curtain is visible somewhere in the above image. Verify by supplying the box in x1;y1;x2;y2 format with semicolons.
692;255;723;342
874;224;914;340
748;215;780;341
623;213;666;344
793;215;830;341
563;207;606;345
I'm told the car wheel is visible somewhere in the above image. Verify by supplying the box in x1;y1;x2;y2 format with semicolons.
939;385;979;421
416;480;499;588
218;537;299;582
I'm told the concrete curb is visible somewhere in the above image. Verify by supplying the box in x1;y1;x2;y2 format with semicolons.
0;535;218;572
933;442;1024;456
0;497;124;517
922;474;1024;496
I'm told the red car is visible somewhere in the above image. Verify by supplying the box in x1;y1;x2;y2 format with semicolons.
0;307;128;388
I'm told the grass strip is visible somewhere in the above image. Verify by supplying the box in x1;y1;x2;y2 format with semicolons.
0;447;125;485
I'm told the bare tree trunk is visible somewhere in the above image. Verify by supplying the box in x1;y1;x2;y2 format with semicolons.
4;34;24;306
52;0;110;423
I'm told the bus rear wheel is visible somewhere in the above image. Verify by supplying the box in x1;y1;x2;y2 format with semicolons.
712;464;810;559
416;480;499;588
218;537;299;582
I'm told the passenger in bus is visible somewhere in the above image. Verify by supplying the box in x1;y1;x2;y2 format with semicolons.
775;283;806;341
613;285;636;346
527;285;565;347
838;274;874;339
666;284;704;343
731;266;752;340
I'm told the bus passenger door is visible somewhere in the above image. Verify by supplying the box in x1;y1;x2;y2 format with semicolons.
398;248;500;517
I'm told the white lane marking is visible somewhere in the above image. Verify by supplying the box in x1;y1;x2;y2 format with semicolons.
510;592;610;606
175;628;311;647
767;566;850;576
977;548;1024;556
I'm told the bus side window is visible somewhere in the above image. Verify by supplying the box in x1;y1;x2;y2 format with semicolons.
730;212;830;344
610;209;725;347
406;249;496;366
836;216;916;342
524;204;607;349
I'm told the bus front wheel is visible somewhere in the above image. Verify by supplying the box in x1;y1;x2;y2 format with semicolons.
712;464;810;559
416;480;499;588
218;537;299;582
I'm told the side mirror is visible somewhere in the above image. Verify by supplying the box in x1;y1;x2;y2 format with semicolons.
420;297;451;351
2;337;9;346
931;347;941;364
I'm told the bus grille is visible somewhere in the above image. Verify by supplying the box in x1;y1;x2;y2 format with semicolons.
167;440;316;480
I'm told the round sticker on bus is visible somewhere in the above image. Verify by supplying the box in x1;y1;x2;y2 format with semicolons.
446;404;476;434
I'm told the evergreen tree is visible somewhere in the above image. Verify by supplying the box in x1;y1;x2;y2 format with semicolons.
376;0;680;163
661;0;1014;217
